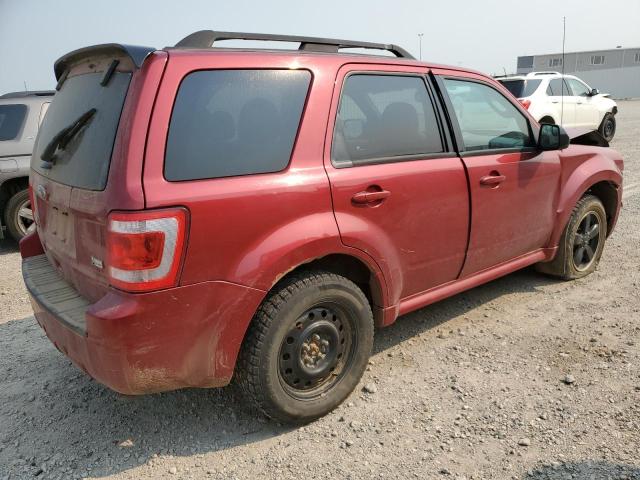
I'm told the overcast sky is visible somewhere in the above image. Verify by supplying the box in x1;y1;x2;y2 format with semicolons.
1;0;639;94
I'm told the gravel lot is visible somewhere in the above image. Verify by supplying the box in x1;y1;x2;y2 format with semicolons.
1;101;639;480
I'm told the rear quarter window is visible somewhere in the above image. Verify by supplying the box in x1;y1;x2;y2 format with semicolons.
0;104;27;141
499;79;542;98
164;69;311;181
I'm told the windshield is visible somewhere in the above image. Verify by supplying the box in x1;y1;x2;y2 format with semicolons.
499;79;542;98
32;71;131;190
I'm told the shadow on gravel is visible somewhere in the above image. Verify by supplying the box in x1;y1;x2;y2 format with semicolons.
373;266;559;354
0;237;19;255
524;460;640;479
0;267;561;478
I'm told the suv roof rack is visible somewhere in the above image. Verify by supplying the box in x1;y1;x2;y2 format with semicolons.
174;30;415;59
0;90;55;99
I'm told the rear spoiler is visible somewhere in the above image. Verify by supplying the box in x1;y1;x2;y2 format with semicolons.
54;44;155;81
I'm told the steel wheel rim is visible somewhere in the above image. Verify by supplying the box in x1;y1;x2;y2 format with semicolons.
278;304;355;400
572;211;601;271
16;198;34;236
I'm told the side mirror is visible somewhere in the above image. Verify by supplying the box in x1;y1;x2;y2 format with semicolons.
589;88;599;96
538;123;570;151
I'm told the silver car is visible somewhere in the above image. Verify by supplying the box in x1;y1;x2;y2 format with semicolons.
0;91;53;241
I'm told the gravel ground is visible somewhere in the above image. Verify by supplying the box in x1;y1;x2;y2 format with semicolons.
1;101;639;480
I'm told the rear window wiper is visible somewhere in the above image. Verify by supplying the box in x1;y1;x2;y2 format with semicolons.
40;108;96;168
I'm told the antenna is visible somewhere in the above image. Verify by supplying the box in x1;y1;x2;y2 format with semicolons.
418;33;424;60
23;80;28;92
561;16;566;125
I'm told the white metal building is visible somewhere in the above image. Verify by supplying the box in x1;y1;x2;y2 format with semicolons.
516;47;640;99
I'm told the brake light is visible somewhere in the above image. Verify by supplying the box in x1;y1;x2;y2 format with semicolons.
107;209;187;292
518;99;531;110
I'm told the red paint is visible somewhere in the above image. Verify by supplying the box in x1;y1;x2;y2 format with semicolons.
22;47;623;394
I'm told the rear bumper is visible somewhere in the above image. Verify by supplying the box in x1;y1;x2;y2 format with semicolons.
22;253;265;395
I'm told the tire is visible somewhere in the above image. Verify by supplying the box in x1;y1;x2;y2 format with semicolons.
598;112;616;142
4;188;34;242
236;270;374;424
539;116;555;125
536;194;607;280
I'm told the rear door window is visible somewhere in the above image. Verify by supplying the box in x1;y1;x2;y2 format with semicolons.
332;74;443;166
0;104;27;141
546;78;571;96
164;69;311;181
32;71;132;190
443;78;533;152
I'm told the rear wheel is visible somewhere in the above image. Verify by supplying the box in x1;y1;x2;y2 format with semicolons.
536;194;607;280
539;116;555;125
236;271;374;424
599;112;616;142
4;189;34;242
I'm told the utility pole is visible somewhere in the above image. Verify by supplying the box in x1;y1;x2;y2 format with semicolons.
418;33;424;60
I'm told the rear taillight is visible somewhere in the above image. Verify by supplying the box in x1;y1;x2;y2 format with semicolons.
518;99;531;110
107;209;187;292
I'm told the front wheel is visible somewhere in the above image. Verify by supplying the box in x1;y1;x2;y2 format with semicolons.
536;194;607;280
599;112;616;142
236;271;374;424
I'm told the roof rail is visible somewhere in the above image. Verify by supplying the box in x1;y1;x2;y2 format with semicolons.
0;90;56;99
174;30;415;59
527;71;561;76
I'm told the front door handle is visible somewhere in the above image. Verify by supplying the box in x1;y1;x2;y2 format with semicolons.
480;174;506;186
352;189;391;204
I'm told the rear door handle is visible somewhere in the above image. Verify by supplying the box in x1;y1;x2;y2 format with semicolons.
352;189;391;204
480;174;506;186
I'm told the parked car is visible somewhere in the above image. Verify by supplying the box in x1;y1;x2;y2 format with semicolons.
497;72;618;141
20;32;623;423
0;91;53;241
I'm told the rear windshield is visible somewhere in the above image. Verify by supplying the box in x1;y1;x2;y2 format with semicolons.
499;79;542;98
165;69;311;181
32;71;131;190
0;104;27;141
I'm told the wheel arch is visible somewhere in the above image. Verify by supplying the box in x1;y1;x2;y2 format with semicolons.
550;166;622;248
538;115;556;125
265;249;390;326
0;176;29;209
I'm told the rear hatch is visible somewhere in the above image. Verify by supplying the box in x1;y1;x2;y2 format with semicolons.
30;46;153;302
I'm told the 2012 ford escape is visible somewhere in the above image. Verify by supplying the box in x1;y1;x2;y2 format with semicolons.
20;31;624;423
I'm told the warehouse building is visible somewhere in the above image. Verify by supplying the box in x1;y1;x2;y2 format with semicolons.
516;47;640;99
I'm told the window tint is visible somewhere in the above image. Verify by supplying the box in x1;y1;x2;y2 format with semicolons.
567;78;590;96
332;75;442;165
443;79;533;152
499;79;542;98
546;78;570;96
165;70;310;181
0;104;27;141
33;72;132;190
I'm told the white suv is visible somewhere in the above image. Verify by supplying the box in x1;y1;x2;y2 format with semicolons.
497;72;618;141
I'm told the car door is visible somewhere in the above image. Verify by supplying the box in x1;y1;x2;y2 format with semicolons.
546;78;576;126
566;78;599;128
324;65;470;302
435;72;561;276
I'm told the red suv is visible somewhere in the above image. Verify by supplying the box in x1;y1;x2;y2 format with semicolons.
21;31;623;423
